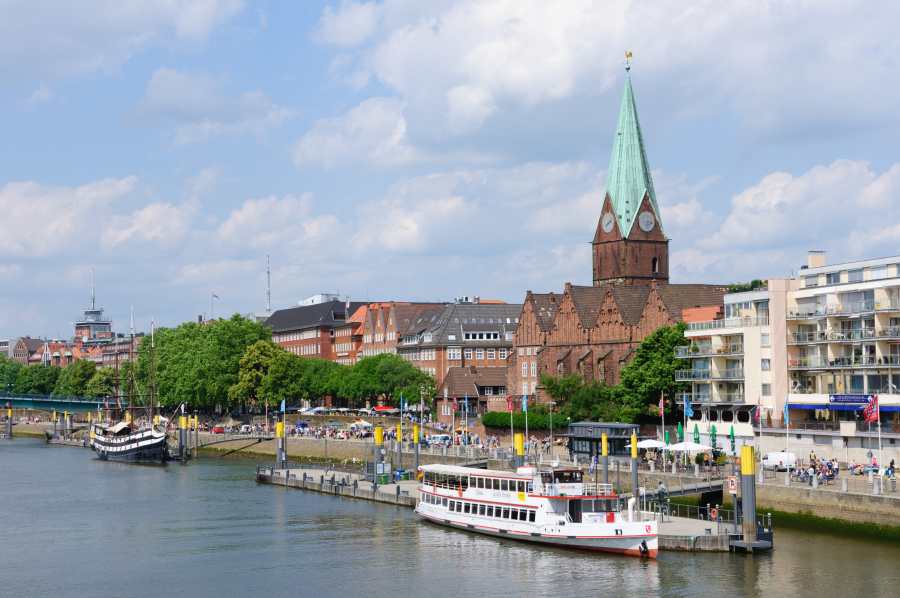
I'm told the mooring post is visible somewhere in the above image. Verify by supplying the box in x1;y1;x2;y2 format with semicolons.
630;431;639;499
178;414;186;462
275;419;286;469
5;405;12;439
601;432;609;485
413;423;420;471
514;432;525;468
740;445;758;549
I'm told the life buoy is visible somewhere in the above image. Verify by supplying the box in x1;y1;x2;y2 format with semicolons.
710;507;719;520
645;524;652;534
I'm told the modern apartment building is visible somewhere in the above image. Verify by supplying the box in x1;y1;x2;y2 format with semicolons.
267;299;368;360
677;251;900;457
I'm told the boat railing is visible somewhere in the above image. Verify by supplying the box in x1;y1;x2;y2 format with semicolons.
581;482;615;496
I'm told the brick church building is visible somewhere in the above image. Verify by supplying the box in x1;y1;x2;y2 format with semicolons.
508;72;726;405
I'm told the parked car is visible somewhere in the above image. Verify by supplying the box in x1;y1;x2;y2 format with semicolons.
427;434;452;447
239;424;253;434
762;451;797;471
211;425;225;434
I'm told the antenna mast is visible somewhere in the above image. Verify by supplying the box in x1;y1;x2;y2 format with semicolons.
90;267;96;310
266;254;272;314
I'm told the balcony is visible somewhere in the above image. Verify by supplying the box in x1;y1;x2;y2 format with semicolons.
875;301;900;313
675;368;744;381
686;316;768;331
828;329;876;342
788;331;828;344
790;355;900;369
787;357;829;370
877;326;900;340
674;344;744;358
677;392;745;404
788;302;876;320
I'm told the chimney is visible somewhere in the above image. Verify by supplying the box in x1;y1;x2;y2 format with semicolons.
807;250;826;269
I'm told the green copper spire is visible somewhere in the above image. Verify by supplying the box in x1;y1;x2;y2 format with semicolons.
604;74;662;235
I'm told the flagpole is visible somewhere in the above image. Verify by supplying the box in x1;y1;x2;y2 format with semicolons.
660;391;665;441
524;394;529;463
877;394;883;469
509;396;514;453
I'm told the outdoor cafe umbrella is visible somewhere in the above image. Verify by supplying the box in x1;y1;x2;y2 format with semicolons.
668;441;713;452
693;423;701;444
627;439;667;449
664;430;671;445
677;422;684;442
729;425;736;454
710;424;717;449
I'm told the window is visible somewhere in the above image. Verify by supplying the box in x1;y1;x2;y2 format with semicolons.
485;387;493;395
826;272;841;285
521;382;528;395
476;349;485;360
530;362;537;377
464;348;473;359
500;479;508;491
492;479;500;490
652;257;659;274
870;266;888;280
761;333;770;347
804;275;818;288
487;506;494;517
848;269;863;283
478;504;485;516
521;362;528;377
518;347;524;356
487;349;496;360
502;508;510;519
529;511;536;523
448;347;461;360
761;383;771;397
499;349;508;359
761;359;771;371
448;334;456;341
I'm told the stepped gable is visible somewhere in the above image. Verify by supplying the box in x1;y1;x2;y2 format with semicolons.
608;285;653;325
565;284;653;328
531;292;560;331
394;303;445;336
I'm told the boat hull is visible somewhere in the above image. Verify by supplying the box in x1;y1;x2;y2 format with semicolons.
415;509;657;558
91;427;170;464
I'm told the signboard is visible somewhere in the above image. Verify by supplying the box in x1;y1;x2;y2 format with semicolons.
726;476;738;495
829;394;870;404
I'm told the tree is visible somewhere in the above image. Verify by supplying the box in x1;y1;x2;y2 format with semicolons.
0;355;22;393
137;314;271;410
340;354;434;407
617;323;689;419
14;364;61;395
258;350;307;407
228;340;282;408
85;367;117;399
53;360;97;397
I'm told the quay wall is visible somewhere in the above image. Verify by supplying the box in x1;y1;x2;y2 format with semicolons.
257;468;416;507
755;484;900;527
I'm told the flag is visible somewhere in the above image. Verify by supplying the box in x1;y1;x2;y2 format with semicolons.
753;405;761;423
522;395;528;413
506;396;513;413
684;398;693;418
212;293;220;299
280;399;285;413
863;394;879;424
658;394;664;414
783;402;790;426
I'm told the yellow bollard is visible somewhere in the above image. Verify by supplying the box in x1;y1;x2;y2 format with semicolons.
179;415;187;430
374;426;384;446
396;423;402;443
52;410;57;423
601;432;608;457
275;421;285;438
630;432;638;460
514;432;525;457
413;424;420;444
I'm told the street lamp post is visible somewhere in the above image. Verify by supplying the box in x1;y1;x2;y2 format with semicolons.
548;401;556;461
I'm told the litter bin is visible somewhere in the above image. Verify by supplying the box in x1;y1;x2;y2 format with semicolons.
377;473;390;485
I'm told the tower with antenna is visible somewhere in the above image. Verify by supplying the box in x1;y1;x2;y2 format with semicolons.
75;267;113;346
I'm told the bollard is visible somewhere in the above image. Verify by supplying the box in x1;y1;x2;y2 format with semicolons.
740;445;758;548
671;461;676;475
413;423;420;470
841;478;848;493
630;432;639;498
5;407;11;438
693;463;700;477
649;460;655;473
514;433;525;467
873;476;881;496
275;421;286;469
601;433;609;485
812;474;818;489
785;471;790;486
178;415;187;462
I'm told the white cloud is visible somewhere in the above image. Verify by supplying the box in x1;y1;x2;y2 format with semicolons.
217;194;339;250
26;84;53;106
293;97;419;168
0;177;137;257
141;67;295;143
317;1;900;141
315;1;379;47
103;202;192;248
0;1;244;79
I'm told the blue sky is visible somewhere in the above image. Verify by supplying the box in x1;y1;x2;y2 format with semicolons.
3;1;900;339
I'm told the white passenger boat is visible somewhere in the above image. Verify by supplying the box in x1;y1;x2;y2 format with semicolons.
415;464;657;558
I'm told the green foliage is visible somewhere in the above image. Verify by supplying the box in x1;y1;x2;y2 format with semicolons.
727;279;766;293
14;364;61;395
617;323;689;419
0;355;23;392
84;367;117;399
136;314;271;410
228;340;282;407
339;354;434;406
481;406;555;430
53;360;97;397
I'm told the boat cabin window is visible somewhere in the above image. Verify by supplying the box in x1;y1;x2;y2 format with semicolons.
475;477;483;489
511;509;519;520
529;511;536;522
552;470;582;484
502;507;510;519
487;506;494;517
500;479;508;491
516;481;525;492
492;479;500;490
478;504;485;515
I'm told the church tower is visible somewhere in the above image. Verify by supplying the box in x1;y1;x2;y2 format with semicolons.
592;68;668;286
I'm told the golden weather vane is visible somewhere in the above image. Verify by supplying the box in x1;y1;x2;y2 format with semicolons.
625;50;633;72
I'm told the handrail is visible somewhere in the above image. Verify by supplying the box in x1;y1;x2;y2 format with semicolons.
687;316;768;331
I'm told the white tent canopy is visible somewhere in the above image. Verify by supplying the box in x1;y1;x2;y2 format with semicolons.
668;441;713;452
626;439;668;449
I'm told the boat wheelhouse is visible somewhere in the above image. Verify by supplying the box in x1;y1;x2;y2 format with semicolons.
415;464;657;558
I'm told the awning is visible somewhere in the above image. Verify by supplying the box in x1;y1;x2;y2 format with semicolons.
787;403;900;413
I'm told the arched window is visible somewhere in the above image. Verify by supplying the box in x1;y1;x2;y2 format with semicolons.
652;257;659;274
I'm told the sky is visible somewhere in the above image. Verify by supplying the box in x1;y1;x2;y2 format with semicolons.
3;1;900;339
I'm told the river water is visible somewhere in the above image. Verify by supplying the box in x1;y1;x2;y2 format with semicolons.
2;438;899;598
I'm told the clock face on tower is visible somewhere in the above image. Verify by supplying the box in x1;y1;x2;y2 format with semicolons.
601;212;615;233
638;211;655;232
